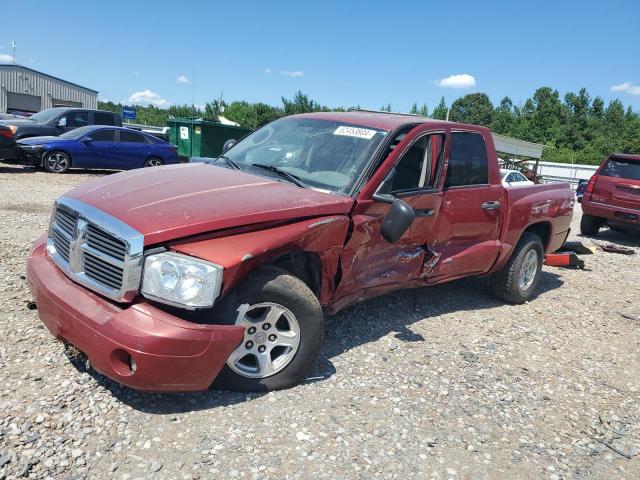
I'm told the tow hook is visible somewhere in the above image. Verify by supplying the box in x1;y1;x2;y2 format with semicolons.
27;301;37;310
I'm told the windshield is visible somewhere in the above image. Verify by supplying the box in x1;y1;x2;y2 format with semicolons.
30;109;64;124
59;125;96;139
224;117;388;193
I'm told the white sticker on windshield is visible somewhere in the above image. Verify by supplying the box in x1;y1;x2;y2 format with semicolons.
333;125;377;140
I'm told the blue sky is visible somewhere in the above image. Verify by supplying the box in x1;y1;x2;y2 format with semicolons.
2;0;639;112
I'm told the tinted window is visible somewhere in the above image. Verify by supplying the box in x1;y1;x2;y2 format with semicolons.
90;129;116;142
600;158;640;181
444;132;489;187
93;112;115;126
63;111;89;128
513;172;527;182
506;173;517;182
391;134;444;192
119;130;147;143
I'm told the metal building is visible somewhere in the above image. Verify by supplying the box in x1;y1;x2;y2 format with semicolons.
0;64;97;115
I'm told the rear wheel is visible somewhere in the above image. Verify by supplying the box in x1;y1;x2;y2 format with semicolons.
43;151;71;174
580;214;602;236
213;267;324;392
144;157;164;167
491;232;544;304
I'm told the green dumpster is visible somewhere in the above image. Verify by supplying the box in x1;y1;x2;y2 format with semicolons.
167;118;252;160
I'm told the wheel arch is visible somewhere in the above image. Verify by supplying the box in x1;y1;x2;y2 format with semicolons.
170;215;350;306
521;221;551;250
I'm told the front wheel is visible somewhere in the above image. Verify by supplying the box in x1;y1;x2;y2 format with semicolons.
490;232;544;304
43;151;71;174
213;267;324;392
144;157;164;167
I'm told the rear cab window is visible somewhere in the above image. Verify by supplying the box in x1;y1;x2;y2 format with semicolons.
444;132;489;188
93;112;116;126
600;158;640;181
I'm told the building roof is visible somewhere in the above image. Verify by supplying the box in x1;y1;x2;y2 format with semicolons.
0;63;98;94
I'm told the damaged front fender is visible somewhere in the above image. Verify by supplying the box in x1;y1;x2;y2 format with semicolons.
170;216;350;305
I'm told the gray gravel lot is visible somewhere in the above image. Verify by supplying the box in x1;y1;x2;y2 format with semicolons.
0;163;639;480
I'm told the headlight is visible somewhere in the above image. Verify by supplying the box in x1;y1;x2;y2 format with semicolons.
141;252;223;309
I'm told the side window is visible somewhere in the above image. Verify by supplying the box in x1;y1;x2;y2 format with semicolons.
514;172;527;182
65;111;89;128
505;173;516;182
444;132;489;188
90;129;116;142
93;112;115;126
119;130;147;143
391;133;445;193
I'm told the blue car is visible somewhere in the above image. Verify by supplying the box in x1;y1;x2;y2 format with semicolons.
16;125;180;173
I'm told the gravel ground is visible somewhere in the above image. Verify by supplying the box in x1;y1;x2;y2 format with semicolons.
0;163;639;480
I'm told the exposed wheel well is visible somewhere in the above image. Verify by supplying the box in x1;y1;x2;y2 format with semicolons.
265;250;322;298
522;222;551;250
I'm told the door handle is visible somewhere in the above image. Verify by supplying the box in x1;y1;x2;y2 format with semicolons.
414;208;434;217
481;201;502;210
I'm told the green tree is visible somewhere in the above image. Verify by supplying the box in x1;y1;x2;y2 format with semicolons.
449;93;493;126
224;101;258;128
431;97;448;120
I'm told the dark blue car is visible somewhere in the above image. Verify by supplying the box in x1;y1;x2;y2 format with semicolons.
16;125;180;173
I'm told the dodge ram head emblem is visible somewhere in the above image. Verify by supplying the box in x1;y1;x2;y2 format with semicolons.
68;218;88;273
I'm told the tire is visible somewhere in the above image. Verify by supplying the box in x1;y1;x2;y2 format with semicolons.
490;232;544;304
580;214;601;236
144;157;164;167
212;267;324;392
43;151;71;174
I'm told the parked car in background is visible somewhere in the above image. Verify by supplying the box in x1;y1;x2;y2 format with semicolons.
16;126;179;173
575;179;588;202
0;125;15;160
0;108;122;159
27;112;574;393
581;153;640;235
500;168;534;187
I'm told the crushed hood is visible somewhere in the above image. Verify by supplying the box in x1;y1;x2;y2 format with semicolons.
64;163;354;245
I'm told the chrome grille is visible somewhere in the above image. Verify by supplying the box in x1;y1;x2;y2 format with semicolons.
46;197;144;302
86;225;126;261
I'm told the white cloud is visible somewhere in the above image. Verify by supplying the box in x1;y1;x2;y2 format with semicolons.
176;75;190;84
264;68;272;74
281;70;304;77
134;71;140;76
127;89;169;107
0;53;14;63
437;73;476;89
610;81;640;95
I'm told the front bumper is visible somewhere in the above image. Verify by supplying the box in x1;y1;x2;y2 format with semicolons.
27;237;244;392
16;146;44;166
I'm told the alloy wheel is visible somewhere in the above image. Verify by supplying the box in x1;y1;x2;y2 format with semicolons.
226;302;301;379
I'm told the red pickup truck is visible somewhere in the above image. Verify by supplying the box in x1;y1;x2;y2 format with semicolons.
27;112;574;393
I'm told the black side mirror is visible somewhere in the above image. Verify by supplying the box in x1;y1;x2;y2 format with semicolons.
380;198;415;243
222;138;237;153
372;167;415;242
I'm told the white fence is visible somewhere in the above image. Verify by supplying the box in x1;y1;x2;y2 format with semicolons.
525;160;597;188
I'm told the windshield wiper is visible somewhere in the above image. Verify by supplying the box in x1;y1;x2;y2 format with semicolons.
250;163;308;188
215;155;241;170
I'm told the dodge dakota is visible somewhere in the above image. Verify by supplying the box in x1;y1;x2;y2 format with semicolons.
27;111;574;392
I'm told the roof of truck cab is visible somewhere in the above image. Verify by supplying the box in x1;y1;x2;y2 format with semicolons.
292;111;476;132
